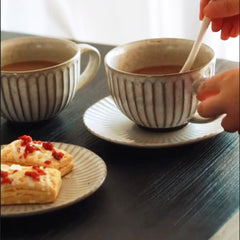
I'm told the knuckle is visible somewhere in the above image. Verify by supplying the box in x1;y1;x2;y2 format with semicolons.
221;115;236;132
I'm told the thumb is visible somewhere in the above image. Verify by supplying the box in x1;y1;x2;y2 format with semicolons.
204;0;240;18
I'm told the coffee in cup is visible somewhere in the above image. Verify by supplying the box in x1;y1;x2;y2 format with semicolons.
1;37;101;122
104;38;215;129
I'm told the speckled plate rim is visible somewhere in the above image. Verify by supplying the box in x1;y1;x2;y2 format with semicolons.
83;96;224;148
1;142;107;217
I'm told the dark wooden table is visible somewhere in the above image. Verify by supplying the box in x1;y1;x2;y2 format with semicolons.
1;31;239;240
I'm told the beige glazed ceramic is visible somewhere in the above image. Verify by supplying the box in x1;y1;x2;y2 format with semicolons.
1;142;107;217
105;38;215;129
1;37;101;122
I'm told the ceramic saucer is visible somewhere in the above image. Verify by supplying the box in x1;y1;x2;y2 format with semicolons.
83;96;224;148
1;142;107;217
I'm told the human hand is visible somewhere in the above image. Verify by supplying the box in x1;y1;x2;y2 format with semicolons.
200;0;240;40
197;68;239;133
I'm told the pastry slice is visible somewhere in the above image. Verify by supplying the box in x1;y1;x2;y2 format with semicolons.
1;164;62;205
1;135;73;176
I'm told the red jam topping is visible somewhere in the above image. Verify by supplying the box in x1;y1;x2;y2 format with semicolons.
1;177;13;184
43;141;64;160
19;135;32;146
1;170;13;185
43;142;54;151
1;171;8;178
32;165;46;175
52;150;64;160
17;135;64;161
25;166;46;181
13;170;18;173
44;160;51;165
24;143;40;158
25;171;40;181
18;135;41;158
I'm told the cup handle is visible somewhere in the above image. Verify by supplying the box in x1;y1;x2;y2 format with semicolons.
190;111;218;123
77;43;101;91
192;77;206;94
190;77;217;123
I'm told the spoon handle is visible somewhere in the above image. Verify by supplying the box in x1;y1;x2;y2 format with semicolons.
180;17;211;73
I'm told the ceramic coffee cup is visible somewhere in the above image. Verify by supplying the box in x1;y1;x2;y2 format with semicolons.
105;38;215;129
1;37;101;122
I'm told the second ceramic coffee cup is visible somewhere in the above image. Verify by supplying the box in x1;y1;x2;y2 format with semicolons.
105;38;215;129
1;37;101;122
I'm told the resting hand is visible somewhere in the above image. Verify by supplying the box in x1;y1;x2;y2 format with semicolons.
200;0;240;40
197;68;239;132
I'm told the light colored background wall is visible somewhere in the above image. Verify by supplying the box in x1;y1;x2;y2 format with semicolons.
1;0;239;61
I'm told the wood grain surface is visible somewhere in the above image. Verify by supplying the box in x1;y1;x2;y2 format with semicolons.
1;31;239;240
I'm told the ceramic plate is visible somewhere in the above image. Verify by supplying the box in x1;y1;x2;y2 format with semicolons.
1;142;107;217
83;96;224;148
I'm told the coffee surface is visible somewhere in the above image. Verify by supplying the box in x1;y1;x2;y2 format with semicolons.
1;60;58;71
133;65;182;75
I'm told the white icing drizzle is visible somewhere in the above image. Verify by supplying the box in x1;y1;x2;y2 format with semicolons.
10;164;22;170
10;140;65;164
1;165;9;171
26;176;36;187
1;164;52;191
5;165;25;186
